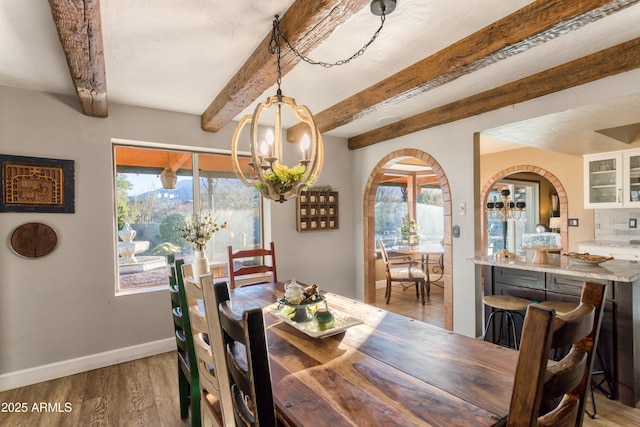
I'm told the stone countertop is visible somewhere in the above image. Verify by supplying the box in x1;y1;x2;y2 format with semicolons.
578;240;640;248
469;253;640;282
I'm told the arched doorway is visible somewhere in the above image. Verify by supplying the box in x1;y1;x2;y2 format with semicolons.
363;149;453;330
481;165;569;254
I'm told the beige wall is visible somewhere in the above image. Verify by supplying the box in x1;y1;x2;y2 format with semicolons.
3;67;638;388
0;85;355;389
480;146;595;251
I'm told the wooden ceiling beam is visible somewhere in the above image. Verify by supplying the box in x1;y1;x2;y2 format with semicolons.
200;0;370;133
48;0;108;118
115;147;252;174
287;0;639;142
167;153;192;172
348;37;640;149
417;175;440;187
379;174;440;186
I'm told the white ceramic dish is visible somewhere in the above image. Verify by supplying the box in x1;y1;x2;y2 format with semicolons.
563;252;614;265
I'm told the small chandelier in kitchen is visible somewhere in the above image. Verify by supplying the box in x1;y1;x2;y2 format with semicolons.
486;188;526;259
231;0;396;202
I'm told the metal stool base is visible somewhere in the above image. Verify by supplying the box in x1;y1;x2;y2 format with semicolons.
483;309;524;350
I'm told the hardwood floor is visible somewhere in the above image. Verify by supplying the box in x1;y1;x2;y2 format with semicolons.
1;284;638;426
370;281;446;328
0;353;189;427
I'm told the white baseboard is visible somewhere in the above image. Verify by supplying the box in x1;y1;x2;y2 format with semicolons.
0;338;175;392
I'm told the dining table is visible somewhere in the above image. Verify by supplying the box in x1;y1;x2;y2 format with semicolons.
225;282;517;426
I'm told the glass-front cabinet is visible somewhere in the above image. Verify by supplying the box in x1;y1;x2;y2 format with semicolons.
584;149;640;209
623;149;640;207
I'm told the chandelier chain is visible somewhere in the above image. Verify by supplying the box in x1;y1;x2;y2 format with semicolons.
269;20;284;92
270;12;386;71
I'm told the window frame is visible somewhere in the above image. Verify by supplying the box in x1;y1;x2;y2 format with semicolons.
112;140;265;296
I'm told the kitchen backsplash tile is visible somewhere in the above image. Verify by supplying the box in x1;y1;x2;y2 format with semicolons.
595;209;640;242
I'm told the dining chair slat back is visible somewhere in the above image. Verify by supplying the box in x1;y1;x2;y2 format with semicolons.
181;269;235;427
506;282;607;427
169;257;200;426
212;281;276;427
227;242;277;289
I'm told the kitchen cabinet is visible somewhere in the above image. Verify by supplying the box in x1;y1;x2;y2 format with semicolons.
623;149;640;206
584;149;640;208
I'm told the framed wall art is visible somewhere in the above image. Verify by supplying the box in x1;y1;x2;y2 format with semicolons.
1;154;75;213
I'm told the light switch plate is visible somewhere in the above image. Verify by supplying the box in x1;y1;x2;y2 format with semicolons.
568;218;579;227
630;218;637;229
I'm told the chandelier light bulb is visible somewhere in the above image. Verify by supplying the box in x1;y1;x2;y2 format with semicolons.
300;134;310;160
265;129;275;158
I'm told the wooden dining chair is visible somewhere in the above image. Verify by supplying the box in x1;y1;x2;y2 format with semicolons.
168;257;200;426
181;269;235;427
227;242;277;288
212;281;277;427
539;299;614;418
505;282;606;427
378;239;428;304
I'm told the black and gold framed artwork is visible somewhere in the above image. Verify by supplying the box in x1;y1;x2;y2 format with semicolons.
1;154;75;213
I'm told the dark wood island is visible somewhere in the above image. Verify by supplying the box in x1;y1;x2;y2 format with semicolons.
471;255;640;408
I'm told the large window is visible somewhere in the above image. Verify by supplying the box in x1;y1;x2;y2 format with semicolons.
375;184;408;249
374;157;443;250
416;186;444;243
113;145;262;294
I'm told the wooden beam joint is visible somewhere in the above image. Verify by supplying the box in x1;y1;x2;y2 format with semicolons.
200;0;370;133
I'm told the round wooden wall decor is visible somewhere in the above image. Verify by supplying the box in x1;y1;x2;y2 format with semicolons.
10;222;58;258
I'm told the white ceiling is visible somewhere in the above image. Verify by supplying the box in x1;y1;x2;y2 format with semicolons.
2;0;640;155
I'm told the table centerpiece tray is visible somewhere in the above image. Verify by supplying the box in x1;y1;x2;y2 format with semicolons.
270;297;363;339
276;294;326;322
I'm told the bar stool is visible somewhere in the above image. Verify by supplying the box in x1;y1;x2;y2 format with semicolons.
539;300;614;419
483;295;532;350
